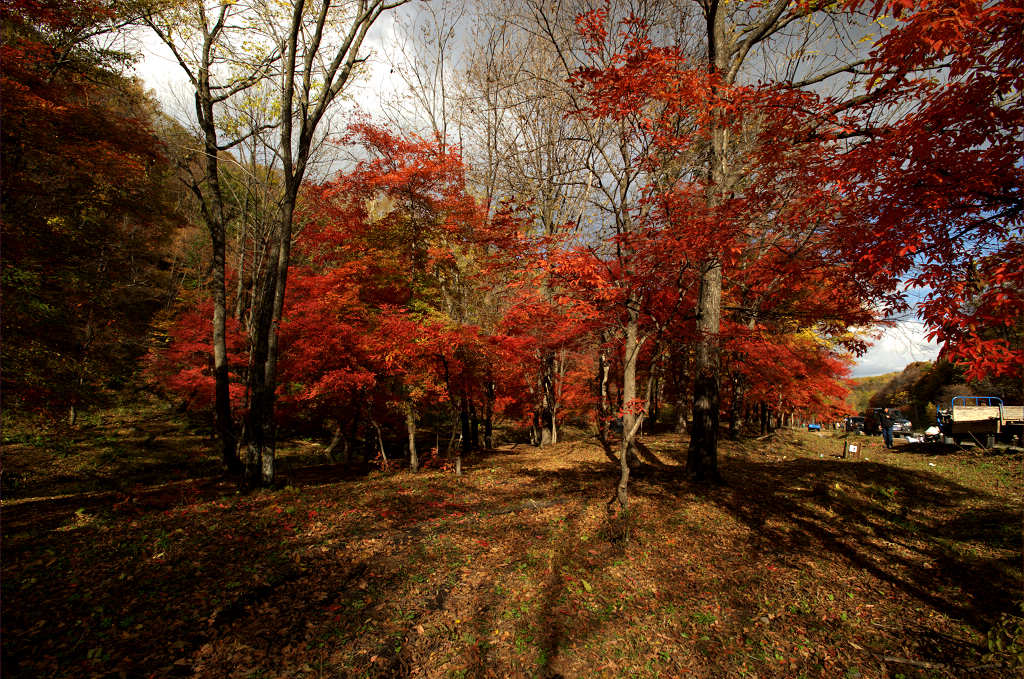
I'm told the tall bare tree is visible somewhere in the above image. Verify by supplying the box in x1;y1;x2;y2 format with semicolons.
144;0;277;474
461;0;698;507
245;0;410;485
459;0;601;447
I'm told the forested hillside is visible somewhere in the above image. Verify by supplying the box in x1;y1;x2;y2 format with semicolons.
849;360;1024;427
846;372;901;416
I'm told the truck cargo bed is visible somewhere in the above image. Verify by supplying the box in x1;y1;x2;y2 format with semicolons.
1002;405;1024;425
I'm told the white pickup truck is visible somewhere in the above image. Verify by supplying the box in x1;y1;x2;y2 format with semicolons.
937;396;1024;447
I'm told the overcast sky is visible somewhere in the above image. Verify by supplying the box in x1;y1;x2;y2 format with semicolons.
850;320;940;378
129;9;406;124
129;13;941;381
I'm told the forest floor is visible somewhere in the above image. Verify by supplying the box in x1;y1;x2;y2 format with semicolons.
2;405;1022;679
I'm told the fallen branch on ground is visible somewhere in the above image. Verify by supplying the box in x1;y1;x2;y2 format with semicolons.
880;655;947;670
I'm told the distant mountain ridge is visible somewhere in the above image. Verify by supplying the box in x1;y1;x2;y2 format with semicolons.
843;360;1022;428
846;361;957;427
847;371;903;414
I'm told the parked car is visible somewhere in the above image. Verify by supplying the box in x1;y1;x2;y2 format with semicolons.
891;416;912;434
871;407;911;434
844;416;865;433
807;423;821;431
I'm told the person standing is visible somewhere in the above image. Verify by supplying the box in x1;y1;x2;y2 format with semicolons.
878;407;894;449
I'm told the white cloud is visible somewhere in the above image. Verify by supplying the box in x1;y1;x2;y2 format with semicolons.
130;10;411;126
129;30;193;119
851;321;940;378
344;12;410;119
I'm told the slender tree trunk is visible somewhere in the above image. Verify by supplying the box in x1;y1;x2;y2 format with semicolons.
245;187;298;486
247;252;260;331
446;413;458;455
539;351;556;446
371;418;388;468
458;394;470;476
616;304;641;509
470;399;480;450
483;380;494;449
324;421;344;461
157;16;243;477
553;349;566;444
686;4;734;483
211;224;240;474
673;355;690;434
261;194;297;485
597;349;610;443
675;392;690;433
650;371;661;427
251;0;407;481
233;203;247;323
244;226;281;485
728;371;744;441
550;404;558;445
404;402;419;472
201;104;240;475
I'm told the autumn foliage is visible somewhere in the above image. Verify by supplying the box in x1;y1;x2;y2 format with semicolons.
152;125;550;446
4;0;1019;472
836;0;1024;380
1;0;175;415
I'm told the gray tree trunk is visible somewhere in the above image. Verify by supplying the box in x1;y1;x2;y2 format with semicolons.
483;380;494;449
687;6;731;482
458;393;470;476
539;351;556;446
199;62;240;476
324;421;345;462
596;349;610;444
616;304;641;509
405;402;419;472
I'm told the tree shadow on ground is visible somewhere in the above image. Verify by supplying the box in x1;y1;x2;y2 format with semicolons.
514;446;1021;673
712;457;1020;629
5;432;1019;678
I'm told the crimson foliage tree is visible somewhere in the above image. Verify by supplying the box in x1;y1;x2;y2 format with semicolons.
837;0;1024;380
153;124;528;470
571;7;887;488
